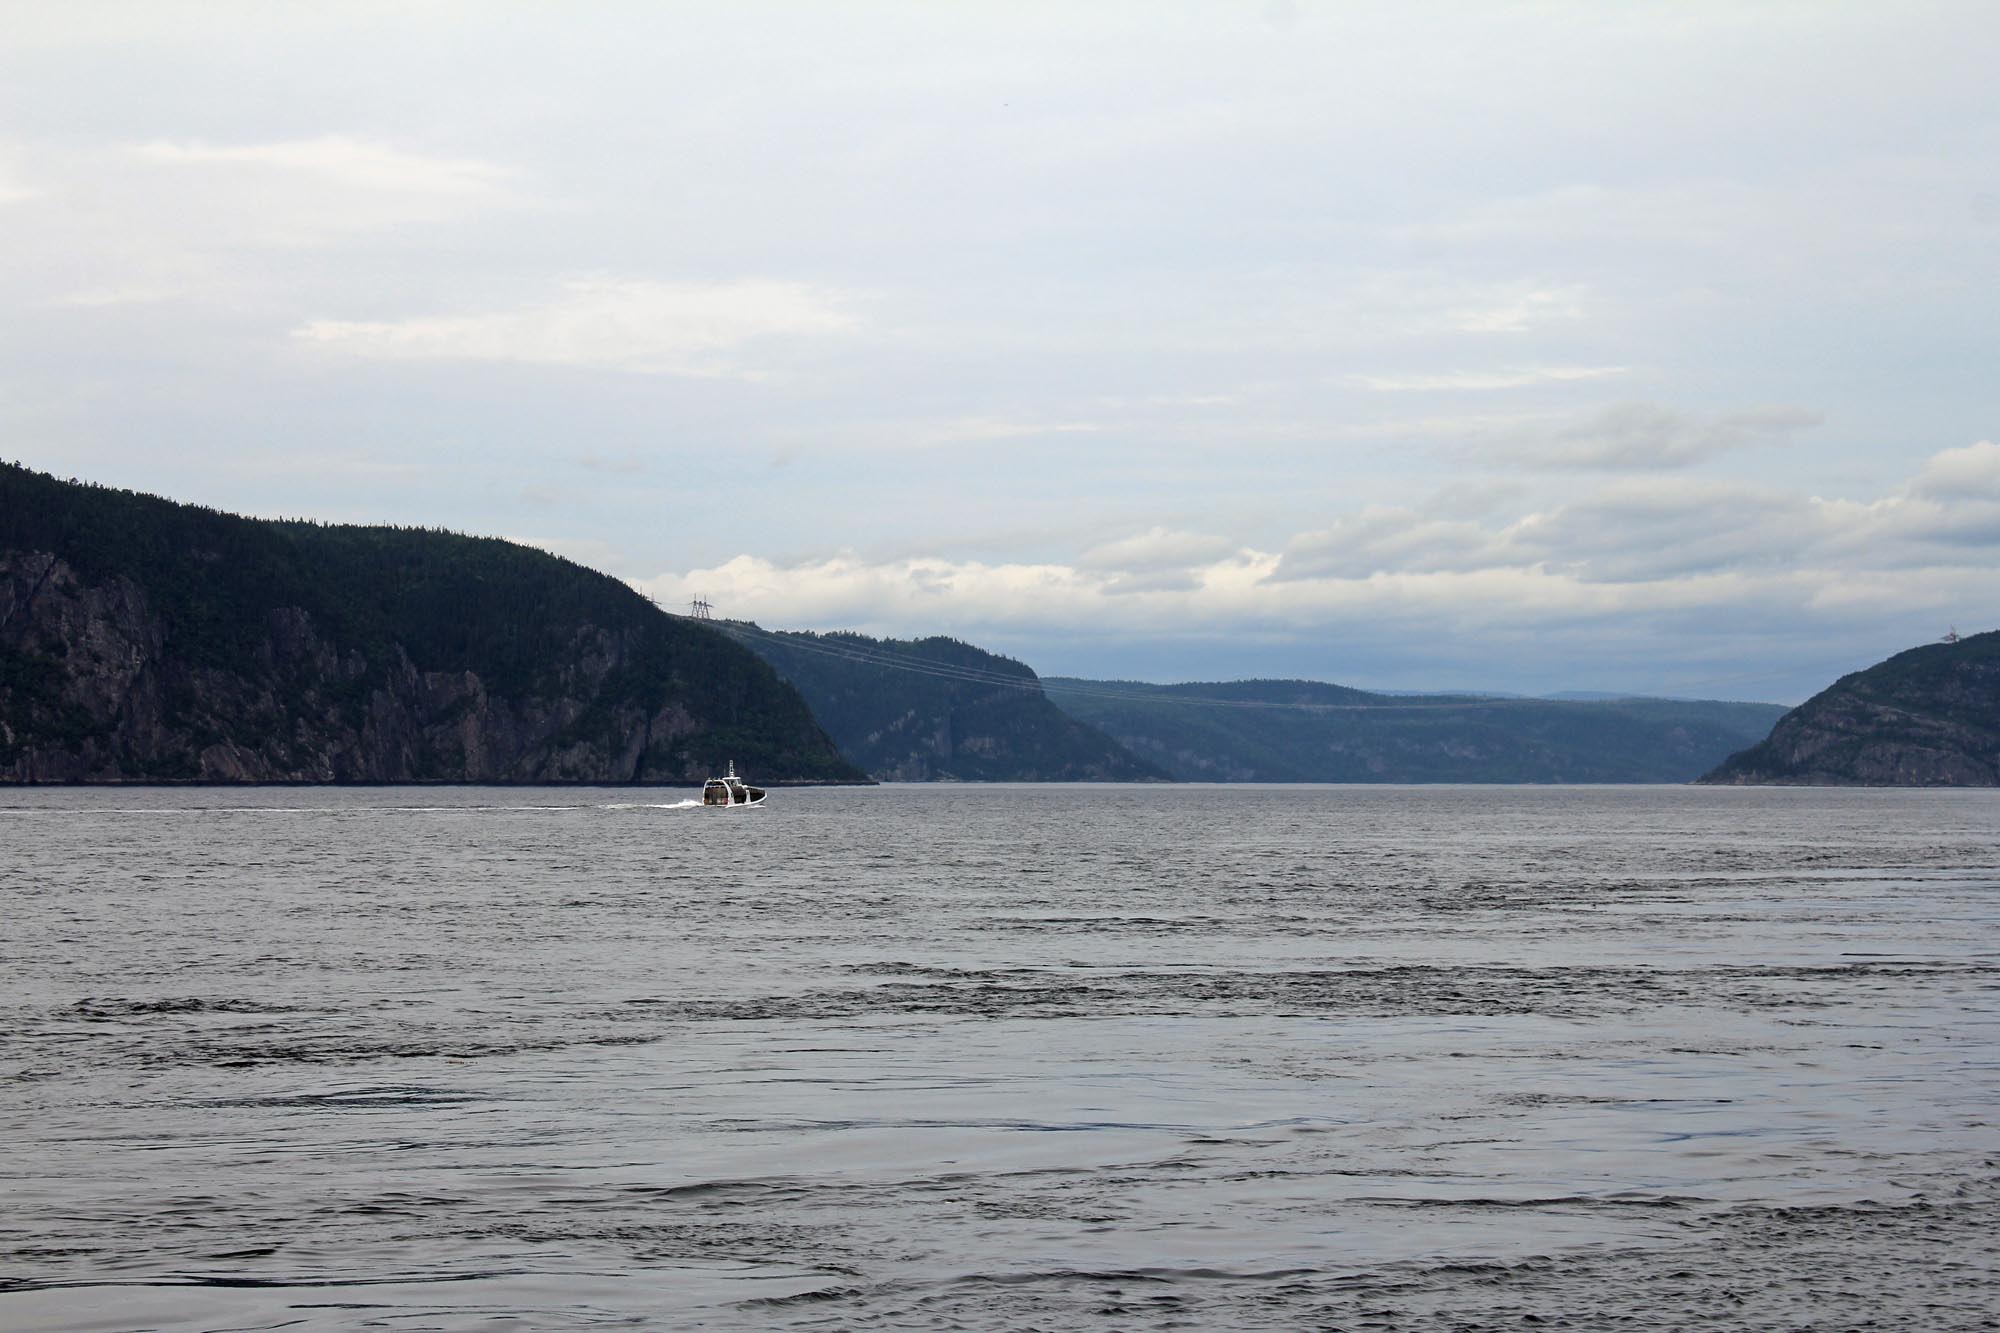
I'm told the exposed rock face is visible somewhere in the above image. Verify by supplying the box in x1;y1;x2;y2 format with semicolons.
0;550;806;783
0;464;864;785
1700;632;2000;786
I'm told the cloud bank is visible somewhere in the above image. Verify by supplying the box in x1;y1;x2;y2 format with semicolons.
638;442;2000;693
3;4;1994;694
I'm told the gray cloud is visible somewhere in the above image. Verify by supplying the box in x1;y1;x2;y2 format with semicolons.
634;440;1999;698
1499;403;1824;472
577;452;644;475
1349;365;1627;393
1269;510;1506;582
1909;440;2000;500
1505;481;1816;581
3;4;1996;694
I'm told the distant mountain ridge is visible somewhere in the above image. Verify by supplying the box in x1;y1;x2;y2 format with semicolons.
722;624;1167;782
0;464;862;784
1045;676;1788;783
3;462;1817;788
1700;632;2000;786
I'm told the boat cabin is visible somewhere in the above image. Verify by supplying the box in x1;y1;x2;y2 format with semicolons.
702;761;765;806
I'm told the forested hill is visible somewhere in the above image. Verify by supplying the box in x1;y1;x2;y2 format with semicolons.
1700;632;2000;786
0;463;863;784
1046;677;1788;783
721;624;1167;781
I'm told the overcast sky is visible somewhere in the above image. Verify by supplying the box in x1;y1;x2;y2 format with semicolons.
4;2;1996;700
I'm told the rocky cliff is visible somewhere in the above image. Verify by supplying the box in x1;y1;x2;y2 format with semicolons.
1699;632;2000;786
721;624;1167;782
0;465;863;784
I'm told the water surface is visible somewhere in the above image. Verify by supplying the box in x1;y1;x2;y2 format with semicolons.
2;785;1996;1329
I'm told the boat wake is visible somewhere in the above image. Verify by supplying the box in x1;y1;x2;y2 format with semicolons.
601;800;704;811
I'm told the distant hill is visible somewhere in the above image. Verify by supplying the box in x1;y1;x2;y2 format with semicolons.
1045;677;1788;783
1700;632;2000;786
0;463;863;784
721;624;1167;781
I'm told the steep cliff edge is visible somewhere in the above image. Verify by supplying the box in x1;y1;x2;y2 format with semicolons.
1699;632;2000;786
0;464;863;784
722;624;1167;781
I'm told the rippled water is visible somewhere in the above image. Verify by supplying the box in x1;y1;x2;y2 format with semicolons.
3;785;1997;1330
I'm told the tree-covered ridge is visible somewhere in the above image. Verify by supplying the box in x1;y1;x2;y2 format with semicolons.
0;461;864;783
1046;676;1789;783
726;625;1168;781
1701;631;2000;786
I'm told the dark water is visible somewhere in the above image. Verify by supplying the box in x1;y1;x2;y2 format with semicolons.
2;785;1996;1331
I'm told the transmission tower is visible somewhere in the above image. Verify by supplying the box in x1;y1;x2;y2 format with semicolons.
689;597;714;621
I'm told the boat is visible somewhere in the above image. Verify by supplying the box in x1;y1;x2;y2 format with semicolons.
701;761;766;807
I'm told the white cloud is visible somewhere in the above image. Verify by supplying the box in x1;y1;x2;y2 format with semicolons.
1409;160;1990;263
1079;526;1238;572
0;135;531;316
638;547;1750;646
0;160;37;205
1350;365;1627;392
137;136;506;189
132;136;519;233
1444;283;1588;334
1909;439;2000;499
1408;181;1766;249
3;4;1995;694
918;416;1109;444
294;278;858;377
637;442;2000;650
48;286;181;308
1141;393;1240;408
